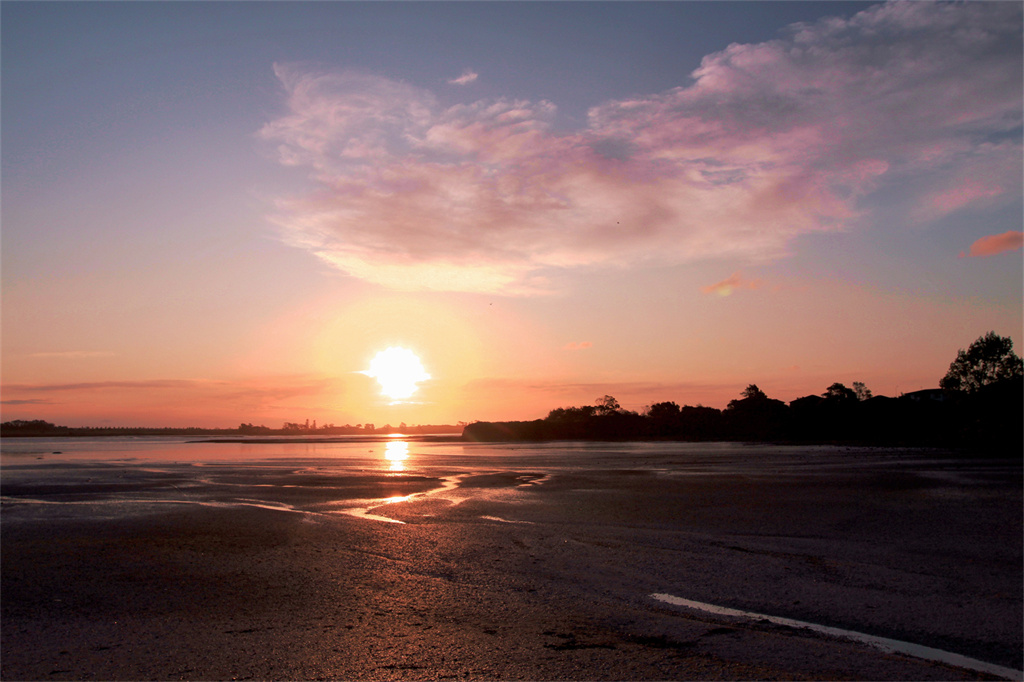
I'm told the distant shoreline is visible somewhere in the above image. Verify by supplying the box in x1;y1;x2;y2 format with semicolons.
0;423;464;438
4;374;1021;455
187;434;465;444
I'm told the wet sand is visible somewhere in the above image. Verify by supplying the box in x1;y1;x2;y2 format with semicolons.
2;444;1021;680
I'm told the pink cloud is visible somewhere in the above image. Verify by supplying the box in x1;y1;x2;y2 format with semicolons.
959;231;1024;258
700;272;764;297
563;341;593;351
925;180;1003;218
931;182;1003;215
448;69;479;86
913;146;1020;222
261;3;1022;294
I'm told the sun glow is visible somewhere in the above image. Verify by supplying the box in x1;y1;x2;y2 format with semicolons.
363;347;430;401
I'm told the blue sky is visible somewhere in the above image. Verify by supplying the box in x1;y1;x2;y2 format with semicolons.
3;1;1021;426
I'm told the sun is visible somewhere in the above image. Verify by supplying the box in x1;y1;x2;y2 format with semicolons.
363;347;430;401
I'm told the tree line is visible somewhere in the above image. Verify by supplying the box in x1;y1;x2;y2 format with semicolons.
463;332;1023;455
0;422;228;437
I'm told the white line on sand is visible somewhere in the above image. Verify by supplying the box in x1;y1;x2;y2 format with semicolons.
651;593;1023;681
479;515;534;524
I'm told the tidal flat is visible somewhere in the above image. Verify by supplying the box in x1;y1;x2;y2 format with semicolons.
1;441;1021;680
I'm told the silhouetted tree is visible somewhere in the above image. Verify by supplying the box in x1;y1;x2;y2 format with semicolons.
741;384;767;401
818;383;861;440
595;395;621;415
646;401;681;420
645;401;681;437
541;396;645;439
822;382;857;404
1;419;66;436
728;385;769;411
679;405;724;440
547;405;596;421
940;331;1024;393
955;375;1024;454
726;386;788;440
852;382;872;401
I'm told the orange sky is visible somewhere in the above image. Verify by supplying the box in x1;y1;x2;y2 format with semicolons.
4;277;1019;428
2;2;1021;427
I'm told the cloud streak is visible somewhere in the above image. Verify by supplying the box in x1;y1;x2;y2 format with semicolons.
959;231;1024;258
700;273;764;297
4;380;195;392
1;377;335;401
27;351;116;359
261;2;1022;294
0;377;348;426
448;69;478;86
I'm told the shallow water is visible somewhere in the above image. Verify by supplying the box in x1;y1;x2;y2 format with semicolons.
0;434;994;470
2;437;1015;529
1;434;407;464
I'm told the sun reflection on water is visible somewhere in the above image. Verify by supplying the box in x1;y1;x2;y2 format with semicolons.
384;439;409;471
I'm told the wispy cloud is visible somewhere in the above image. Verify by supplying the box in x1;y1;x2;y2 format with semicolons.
448;69;478;86
959;230;1024;258
563;341;592;351
700;273;764;297
4;380;194;392
0;377;342;414
26;351;116;359
261;3;1021;294
2;377;336;400
0;376;349;426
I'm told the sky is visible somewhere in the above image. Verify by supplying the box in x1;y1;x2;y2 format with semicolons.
2;1;1022;428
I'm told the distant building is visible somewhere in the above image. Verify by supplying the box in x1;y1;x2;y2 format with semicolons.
789;395;824;409
901;388;948;403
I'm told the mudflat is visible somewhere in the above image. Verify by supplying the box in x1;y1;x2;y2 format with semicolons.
2;444;1021;680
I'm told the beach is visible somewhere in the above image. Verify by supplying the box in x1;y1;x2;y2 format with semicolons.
2;442;1021;680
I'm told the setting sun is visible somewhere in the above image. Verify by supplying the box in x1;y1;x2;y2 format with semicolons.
363;347;430;401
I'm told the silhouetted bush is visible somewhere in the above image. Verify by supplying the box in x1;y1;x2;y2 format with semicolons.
724;389;790;441
0;420;68;436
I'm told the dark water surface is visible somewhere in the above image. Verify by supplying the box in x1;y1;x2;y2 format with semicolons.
2;439;1021;679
